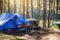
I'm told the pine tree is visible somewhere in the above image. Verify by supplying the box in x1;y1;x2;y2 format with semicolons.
52;0;55;23
48;0;52;28
23;0;25;18
43;0;46;28
31;0;33;18
19;0;21;14
4;0;6;13
8;0;10;13
37;0;40;24
56;0;58;22
26;0;28;18
14;0;16;13
0;0;3;13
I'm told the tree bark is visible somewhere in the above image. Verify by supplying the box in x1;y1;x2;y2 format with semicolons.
8;0;10;13
48;0;52;28
14;0;16;13
56;0;58;22
31;0;33;18
26;0;28;18
19;0;21;14
37;0;40;24
4;0;6;13
43;0;46;28
0;0;3;13
23;0;25;18
52;0;55;23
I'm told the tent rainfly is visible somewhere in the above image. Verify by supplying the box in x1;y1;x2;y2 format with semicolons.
0;13;29;31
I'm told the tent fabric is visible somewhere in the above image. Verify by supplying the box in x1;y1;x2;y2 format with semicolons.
54;22;60;28
0;21;6;25
0;19;18;30
0;13;29;25
56;24;60;28
14;14;30;25
0;13;14;21
0;13;30;30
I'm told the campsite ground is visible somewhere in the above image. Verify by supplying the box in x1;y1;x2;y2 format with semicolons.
0;20;60;40
0;29;60;40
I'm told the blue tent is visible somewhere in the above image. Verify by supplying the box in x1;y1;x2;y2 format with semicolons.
0;13;14;21
0;13;17;30
0;19;18;31
13;13;30;25
0;13;29;25
0;13;30;31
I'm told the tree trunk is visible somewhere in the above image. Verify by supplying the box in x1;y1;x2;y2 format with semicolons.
37;0;40;24
56;0;58;22
52;0;55;23
31;0;33;18
23;0;25;18
14;0;16;13
26;0;28;18
4;0;6;13
19;0;21;14
0;0;3;13
48;0;52;28
43;0;46;28
8;0;10;13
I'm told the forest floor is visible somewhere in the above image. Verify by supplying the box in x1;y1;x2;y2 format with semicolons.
0;28;60;40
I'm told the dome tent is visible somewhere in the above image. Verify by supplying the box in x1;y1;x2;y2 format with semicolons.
0;13;30;32
0;19;18;31
0;13;17;31
13;13;30;25
51;22;60;29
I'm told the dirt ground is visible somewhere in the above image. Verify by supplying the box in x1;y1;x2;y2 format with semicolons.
0;29;60;40
15;32;60;40
15;29;60;40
